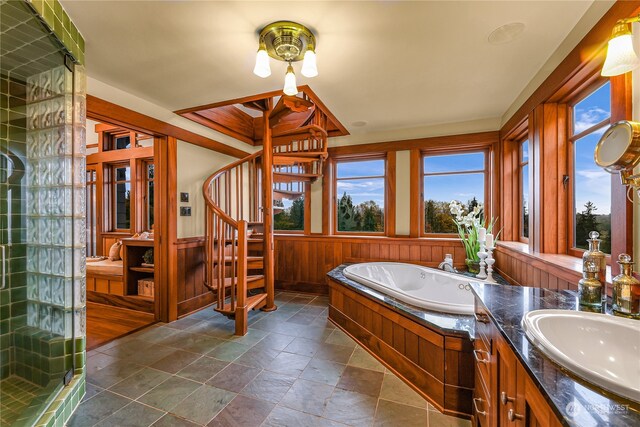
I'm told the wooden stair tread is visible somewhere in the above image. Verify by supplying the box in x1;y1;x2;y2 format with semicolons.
208;275;264;290
274;151;327;158
215;293;268;314
273;172;319;183
273;124;327;137
273;189;304;196
212;256;264;269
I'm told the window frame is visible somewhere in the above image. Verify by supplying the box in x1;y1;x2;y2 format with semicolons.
420;147;490;238
566;79;612;259
518;138;530;243
333;154;388;236
142;159;155;232
86;166;97;256
110;162;132;232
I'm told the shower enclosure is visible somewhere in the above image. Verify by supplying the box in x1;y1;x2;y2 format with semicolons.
1;1;86;425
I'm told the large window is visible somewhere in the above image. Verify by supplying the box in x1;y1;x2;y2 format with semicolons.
335;158;385;233
570;81;611;254
274;165;305;232
519;140;529;240
144;161;154;231
422;151;486;234
112;164;131;231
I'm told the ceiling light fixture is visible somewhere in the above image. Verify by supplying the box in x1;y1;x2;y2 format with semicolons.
253;21;318;95
602;16;640;76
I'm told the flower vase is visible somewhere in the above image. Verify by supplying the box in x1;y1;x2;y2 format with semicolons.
466;259;480;274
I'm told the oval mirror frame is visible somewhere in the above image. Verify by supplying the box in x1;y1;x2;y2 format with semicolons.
594;120;640;172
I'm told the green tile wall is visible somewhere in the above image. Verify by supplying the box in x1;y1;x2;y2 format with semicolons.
27;0;85;65
0;69;29;382
1;1;87;426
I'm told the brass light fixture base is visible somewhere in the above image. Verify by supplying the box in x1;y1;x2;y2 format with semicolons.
259;21;316;62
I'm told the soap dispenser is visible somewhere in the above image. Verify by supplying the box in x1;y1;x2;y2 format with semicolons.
578;261;603;309
582;231;607;298
612;254;640;319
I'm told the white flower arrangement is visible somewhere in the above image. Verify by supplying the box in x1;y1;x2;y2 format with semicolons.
449;200;500;263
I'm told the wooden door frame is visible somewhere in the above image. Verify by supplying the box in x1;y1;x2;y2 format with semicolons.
87;98;231;322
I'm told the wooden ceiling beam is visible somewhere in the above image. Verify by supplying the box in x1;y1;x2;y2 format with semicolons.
87;95;251;158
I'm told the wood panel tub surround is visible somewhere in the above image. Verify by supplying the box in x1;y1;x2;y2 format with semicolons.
328;277;474;419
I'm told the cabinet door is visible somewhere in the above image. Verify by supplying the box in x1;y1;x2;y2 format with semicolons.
496;339;518;426
517;364;562;427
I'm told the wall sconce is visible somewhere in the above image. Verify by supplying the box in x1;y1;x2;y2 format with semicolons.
595;120;640;202
602;16;640;76
253;21;318;95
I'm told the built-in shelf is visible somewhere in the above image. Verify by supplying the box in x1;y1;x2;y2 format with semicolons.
129;266;154;273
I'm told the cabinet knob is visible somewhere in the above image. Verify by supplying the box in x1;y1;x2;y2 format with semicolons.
474;312;490;324
508;409;523;422
500;391;515;405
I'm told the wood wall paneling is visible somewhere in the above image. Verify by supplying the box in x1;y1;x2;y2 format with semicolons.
275;235;465;294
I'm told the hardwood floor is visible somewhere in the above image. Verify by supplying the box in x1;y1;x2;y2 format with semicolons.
86;302;155;351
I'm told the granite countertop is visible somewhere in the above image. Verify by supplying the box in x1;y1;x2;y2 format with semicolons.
327;264;510;339
470;283;640;427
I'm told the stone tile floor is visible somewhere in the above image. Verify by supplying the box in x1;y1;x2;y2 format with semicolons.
70;292;471;426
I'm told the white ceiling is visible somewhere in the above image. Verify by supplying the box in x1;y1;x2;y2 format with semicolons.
62;1;609;138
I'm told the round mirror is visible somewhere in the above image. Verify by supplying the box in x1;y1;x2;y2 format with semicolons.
594;120;640;172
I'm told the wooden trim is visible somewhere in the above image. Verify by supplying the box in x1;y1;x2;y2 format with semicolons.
328;131;499;156
386;151;396;237
610;72;634;275
87;95;250;158
500;1;640;135
409;149;421;238
322;158;333;235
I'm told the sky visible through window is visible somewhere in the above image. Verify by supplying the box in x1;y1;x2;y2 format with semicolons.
423;153;485;203
336;159;385;205
573;82;611;215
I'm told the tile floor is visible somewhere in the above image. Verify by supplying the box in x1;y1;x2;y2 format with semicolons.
69;292;472;427
0;377;43;425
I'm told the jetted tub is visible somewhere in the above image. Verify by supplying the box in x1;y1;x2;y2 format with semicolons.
343;262;481;314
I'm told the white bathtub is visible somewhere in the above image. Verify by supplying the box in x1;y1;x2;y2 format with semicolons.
343;262;480;314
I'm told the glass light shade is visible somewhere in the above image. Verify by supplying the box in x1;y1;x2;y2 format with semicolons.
253;48;271;78
283;65;298;96
602;34;640;76
301;49;318;77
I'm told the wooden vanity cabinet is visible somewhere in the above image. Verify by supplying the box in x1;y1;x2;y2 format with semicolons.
473;299;562;427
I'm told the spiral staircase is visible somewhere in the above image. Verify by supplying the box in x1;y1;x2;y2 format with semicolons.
200;93;331;335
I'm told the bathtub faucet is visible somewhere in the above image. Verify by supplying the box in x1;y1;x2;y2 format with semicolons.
438;254;458;273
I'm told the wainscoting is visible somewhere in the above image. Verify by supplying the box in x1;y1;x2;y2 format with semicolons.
176;237;211;317
274;235;466;294
494;242;584;290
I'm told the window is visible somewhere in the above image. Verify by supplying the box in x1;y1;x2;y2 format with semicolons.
112;164;131;231
335;158;385;233
144;161;154;231
274;165;305;232
570;81;611;254
422;151;486;234
519;140;529;240
86;167;97;256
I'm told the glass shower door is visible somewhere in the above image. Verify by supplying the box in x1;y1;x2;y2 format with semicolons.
1;1;85;425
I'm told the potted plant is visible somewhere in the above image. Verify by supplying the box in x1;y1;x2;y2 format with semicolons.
449;200;500;274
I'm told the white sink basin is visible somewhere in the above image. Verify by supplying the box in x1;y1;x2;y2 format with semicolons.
522;310;640;402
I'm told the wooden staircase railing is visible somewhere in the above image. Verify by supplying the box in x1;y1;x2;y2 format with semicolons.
202;98;329;336
203;150;264;335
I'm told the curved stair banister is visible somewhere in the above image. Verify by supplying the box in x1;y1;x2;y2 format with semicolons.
202;150;265;336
